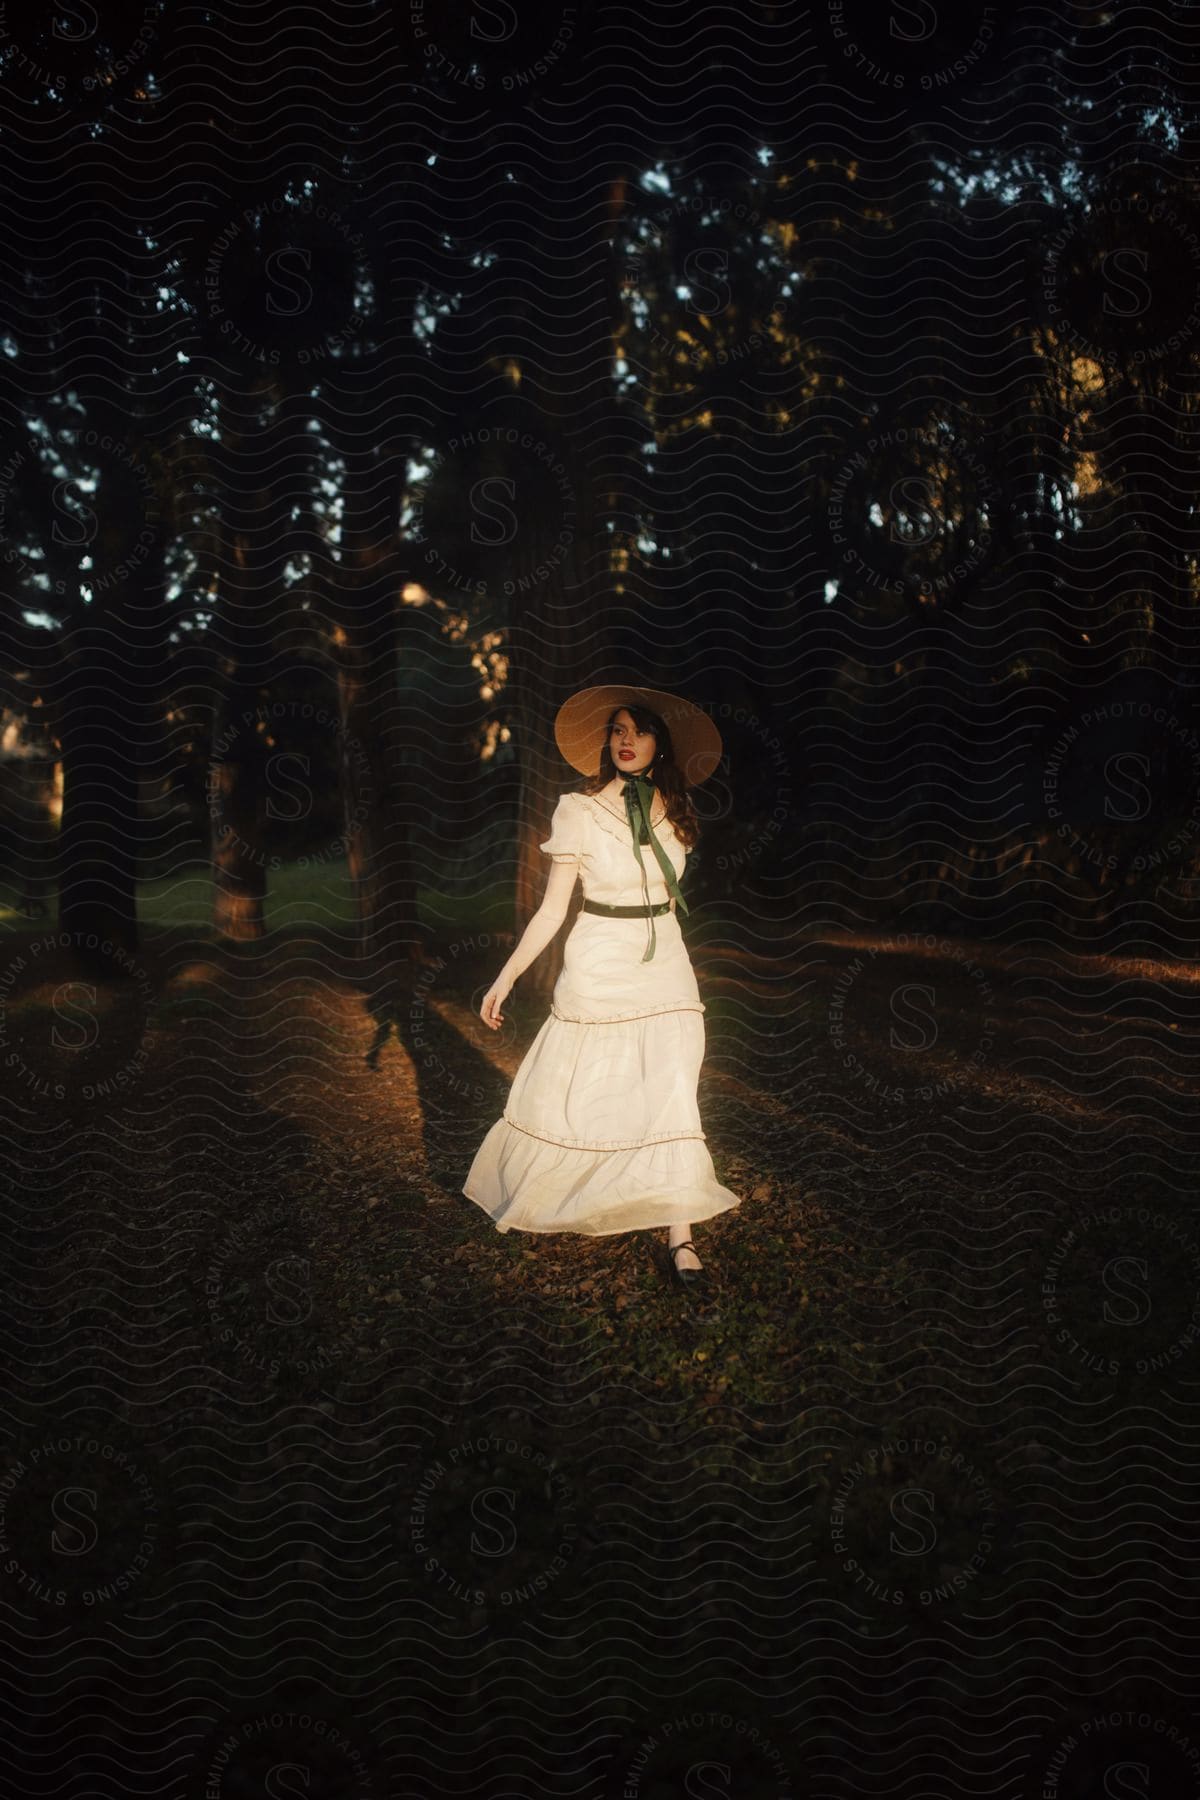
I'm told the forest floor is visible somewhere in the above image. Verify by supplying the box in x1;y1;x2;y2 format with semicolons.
3;898;1199;1786
6;902;1198;1412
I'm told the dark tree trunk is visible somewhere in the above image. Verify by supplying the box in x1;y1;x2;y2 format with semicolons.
334;588;420;971
325;429;421;975
53;460;174;962
208;531;273;942
10;753;58;920
208;388;316;941
507;535;600;999
57;618;141;960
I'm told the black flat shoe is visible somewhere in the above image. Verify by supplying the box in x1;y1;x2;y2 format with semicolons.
648;1236;717;1305
668;1240;705;1287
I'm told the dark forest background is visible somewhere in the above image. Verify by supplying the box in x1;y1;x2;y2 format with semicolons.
3;1;1198;992
4;7;1200;1799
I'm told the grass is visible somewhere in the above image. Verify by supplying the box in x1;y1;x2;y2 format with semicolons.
1;854;812;947
0;860;516;940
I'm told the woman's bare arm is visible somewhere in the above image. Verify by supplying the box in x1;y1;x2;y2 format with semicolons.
498;860;577;985
479;861;578;1027
482;856;586;1029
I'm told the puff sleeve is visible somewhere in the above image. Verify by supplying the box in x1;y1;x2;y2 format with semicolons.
539;792;586;865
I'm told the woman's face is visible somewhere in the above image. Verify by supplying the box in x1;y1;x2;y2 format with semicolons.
609;708;657;776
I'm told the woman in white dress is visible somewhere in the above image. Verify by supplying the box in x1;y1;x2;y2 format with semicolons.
462;685;741;1297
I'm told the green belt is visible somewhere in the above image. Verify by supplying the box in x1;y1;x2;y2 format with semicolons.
582;899;671;918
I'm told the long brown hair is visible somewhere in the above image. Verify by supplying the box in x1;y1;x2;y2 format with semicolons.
581;703;700;849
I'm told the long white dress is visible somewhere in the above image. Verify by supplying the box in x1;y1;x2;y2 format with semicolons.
462;788;743;1236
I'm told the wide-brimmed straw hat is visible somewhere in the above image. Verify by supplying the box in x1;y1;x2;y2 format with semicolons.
552;685;723;788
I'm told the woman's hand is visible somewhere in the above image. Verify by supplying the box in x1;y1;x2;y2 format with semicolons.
480;976;512;1031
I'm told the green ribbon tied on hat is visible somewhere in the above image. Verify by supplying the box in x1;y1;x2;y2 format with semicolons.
619;770;689;961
